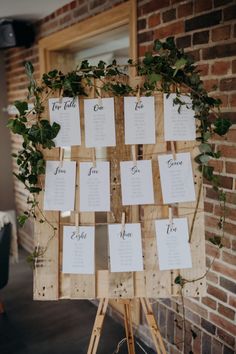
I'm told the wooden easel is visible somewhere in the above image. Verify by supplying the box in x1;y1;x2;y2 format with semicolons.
87;297;166;354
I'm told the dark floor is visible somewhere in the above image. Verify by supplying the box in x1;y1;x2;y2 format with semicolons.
0;249;156;354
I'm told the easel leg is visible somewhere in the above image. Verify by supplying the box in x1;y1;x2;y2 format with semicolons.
140;298;167;354
87;298;108;354
123;300;136;354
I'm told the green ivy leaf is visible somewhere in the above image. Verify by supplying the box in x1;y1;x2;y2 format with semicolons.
214;117;232;136
173;58;187;77
17;214;28;227
199;143;212;154
209;236;223;248
199;154;212;164
14;101;28;116
148;73;162;84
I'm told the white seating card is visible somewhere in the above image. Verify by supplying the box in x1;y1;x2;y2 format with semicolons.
164;94;196;141
62;226;95;274
155;218;192;270
158;152;196;204
120;160;154;205
79;162;110;212
124;96;156;144
108;223;143;273
84;97;116;147
43;161;76;211
49;97;81;147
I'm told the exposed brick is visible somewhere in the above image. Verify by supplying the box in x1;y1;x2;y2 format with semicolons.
176;35;191;48
70;1;77;10
167;309;175;344
185;10;221;32
208;159;223;173
217;327;235;348
207;284;227;302
140;0;170;15
202;43;236;60
138;18;146;31
224;5;236;21
218;303;235;320
204;201;213;213
232;59;236;73
195;0;212;13
138;30;154;43
193;30;209;45
215;204;236;222
226;161;236;174
211;313;236;337
220;77;236;91
212;25;231;42
212;260;236;281
220;276;236;294
203;79;218;92
157;304;166;337
229;295;236;308
214;0;233;7
206;243;220;259
184;298;208;318
221;112;236;124
202;296;217;310
212;338;223;354
219;145;236;158
223;346;235;354
148;13;161;28
224;221;236;236
185;308;200;325
89;0;107;10
162;8;176;22
187;49;200;61
177;2;193;18
201;318;216;334
230;94;236;107
155;21;184;39
211;61;230;75
207;271;219;285
197;63;209;76
222;251;236;266
202;332;212;354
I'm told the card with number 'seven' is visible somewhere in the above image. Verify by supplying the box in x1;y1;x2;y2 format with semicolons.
158;152;196;204
43;160;76;211
164;94;196;141
124;96;156;145
108;223;143;272
84;97;116;147
155;218;192;270
62;226;95;274
120;160;154;205
49;97;81;147
79;162;110;212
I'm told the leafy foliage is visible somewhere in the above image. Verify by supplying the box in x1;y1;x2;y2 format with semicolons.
8;38;231;228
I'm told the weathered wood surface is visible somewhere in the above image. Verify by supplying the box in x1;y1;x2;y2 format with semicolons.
34;77;206;301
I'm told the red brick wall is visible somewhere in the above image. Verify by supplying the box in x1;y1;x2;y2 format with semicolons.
5;0;236;352
137;0;236;353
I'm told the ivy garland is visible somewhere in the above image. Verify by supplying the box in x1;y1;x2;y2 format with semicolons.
8;37;230;258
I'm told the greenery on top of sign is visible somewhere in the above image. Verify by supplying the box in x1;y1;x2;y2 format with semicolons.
7;37;231;237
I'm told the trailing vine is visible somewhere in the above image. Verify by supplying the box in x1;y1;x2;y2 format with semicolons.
8;37;230;266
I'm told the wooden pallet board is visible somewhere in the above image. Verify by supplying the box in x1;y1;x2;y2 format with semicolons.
33;77;206;301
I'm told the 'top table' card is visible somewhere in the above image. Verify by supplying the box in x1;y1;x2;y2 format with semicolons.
49;97;81;147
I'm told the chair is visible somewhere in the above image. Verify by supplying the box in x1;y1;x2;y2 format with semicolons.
0;223;11;313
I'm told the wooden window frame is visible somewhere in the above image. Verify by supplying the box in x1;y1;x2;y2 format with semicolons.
39;0;137;75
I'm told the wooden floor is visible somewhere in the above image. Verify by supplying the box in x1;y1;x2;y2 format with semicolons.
0;249;155;354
